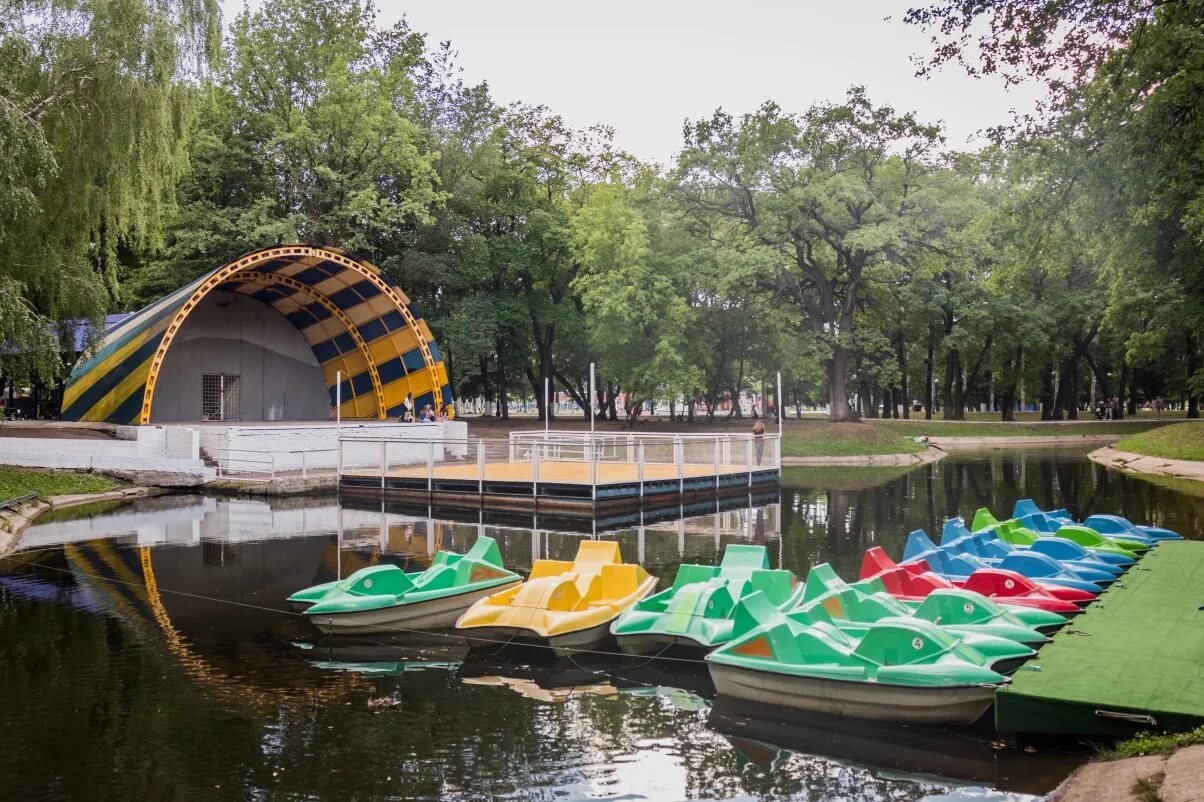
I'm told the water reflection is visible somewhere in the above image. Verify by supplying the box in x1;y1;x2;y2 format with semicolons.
2;446;1197;801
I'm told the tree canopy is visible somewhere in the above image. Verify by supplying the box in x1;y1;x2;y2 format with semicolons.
1;0;1198;420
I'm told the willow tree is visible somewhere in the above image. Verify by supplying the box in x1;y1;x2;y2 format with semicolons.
0;0;218;379
674;88;947;421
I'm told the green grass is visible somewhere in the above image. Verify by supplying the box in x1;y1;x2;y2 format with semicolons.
877;420;1173;437
781;422;925;457
1114;421;1204;462
961;409;1189;422
0;466;124;501
1098;725;1204;760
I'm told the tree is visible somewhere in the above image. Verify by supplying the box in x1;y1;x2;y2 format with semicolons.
138;0;443;301
0;0;218;380
675;88;947;421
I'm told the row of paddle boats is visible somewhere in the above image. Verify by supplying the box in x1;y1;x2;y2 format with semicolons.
288;500;1181;726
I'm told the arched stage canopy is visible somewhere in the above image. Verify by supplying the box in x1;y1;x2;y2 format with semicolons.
62;245;451;424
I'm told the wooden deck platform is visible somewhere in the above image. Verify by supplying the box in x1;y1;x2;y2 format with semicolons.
339;458;781;512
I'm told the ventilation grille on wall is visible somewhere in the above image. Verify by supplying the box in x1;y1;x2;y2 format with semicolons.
202;374;242;421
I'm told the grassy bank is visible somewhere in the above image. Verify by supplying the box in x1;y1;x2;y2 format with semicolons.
461;415;1181;456
0;466;124;500
1098;725;1204;760
878;419;1173;437
1114;421;1204;462
780;423;925;457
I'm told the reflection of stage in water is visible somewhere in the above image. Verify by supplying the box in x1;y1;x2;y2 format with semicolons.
707;697;1086;796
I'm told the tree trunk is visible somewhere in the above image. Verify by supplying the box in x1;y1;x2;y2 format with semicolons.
827;344;856;421
496;351;509;419
1040;360;1056;421
924;328;934;420
1187;328;1200;419
942;347;962;420
1000;347;1021;422
1117;362;1129;420
897;331;910;420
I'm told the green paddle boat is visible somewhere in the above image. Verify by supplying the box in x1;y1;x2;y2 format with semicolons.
972;509;1144;558
794;565;1040;673
707;592;1009;724
611;544;802;654
290;537;522;636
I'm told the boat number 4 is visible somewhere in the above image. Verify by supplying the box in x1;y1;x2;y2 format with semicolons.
1004;579;1015;589
912;637;923;650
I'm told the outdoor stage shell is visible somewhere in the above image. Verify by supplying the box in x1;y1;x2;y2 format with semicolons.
61;245;452;424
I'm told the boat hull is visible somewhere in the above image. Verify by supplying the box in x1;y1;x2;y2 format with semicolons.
460;619;617;658
707;662;997;725
614;632;712;656
305;581;521;636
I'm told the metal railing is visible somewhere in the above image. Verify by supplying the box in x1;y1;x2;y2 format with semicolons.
208;447;339;481
336;432;782;493
0;492;38;510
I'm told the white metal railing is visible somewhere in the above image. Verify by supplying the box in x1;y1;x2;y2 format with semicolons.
336;432;782;491
207;447;338;481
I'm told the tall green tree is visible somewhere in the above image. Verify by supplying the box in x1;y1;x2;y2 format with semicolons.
675;88;947;421
0;0;218;380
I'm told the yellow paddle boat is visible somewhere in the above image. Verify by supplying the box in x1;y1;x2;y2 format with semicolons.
455;540;657;656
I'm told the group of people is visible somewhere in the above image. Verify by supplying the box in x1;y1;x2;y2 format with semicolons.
1094;397;1127;420
397;392;455;423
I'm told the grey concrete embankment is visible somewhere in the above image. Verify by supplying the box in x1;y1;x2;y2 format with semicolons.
930;434;1122;448
1089;445;1204;482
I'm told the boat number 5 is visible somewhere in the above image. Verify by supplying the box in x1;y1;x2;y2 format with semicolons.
963;602;974;615
912;637;923;650
1004;579;1015;589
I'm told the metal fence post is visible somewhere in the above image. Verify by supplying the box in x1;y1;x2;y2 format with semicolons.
301;449;307;479
427;439;434;493
477;440;485;495
380;440;387;490
746;437;753;487
532;440;540;498
637;440;645;486
675;435;684;494
336;438;343;481
713;437;721;490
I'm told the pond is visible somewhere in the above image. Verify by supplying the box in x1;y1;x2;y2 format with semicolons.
1;446;1198;801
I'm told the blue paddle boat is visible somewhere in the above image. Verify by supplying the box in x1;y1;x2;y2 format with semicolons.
1013;500;1181;544
941;519;1125;576
903;531;1108;595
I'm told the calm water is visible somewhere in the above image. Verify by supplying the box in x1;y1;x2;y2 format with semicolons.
1;446;1199;802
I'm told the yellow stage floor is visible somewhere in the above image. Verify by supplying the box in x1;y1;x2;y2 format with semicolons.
346;460;761;485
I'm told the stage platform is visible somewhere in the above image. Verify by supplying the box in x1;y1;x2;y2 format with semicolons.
995;540;1204;738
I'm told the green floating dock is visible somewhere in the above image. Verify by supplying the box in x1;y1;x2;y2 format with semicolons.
996;541;1204;738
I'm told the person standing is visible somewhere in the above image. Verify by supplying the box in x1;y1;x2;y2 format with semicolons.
752;418;766;466
403;392;414;422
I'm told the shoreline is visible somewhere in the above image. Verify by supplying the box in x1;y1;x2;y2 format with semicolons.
781;449;945;467
1048;745;1203;802
1088;445;1204;482
0;485;161;557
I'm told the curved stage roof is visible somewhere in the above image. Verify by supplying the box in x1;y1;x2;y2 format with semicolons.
62;245;451;424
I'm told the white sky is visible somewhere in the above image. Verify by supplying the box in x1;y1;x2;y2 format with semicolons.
221;0;1046;165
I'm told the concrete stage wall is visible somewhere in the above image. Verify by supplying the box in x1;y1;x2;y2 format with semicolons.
152;291;330;422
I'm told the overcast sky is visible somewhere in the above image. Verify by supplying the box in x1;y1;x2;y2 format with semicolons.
221;0;1045;164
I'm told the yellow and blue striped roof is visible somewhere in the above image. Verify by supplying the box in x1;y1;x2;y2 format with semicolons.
62;245;451;424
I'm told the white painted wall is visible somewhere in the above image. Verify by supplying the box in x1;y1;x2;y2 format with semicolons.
0;425;211;477
191;420;469;474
